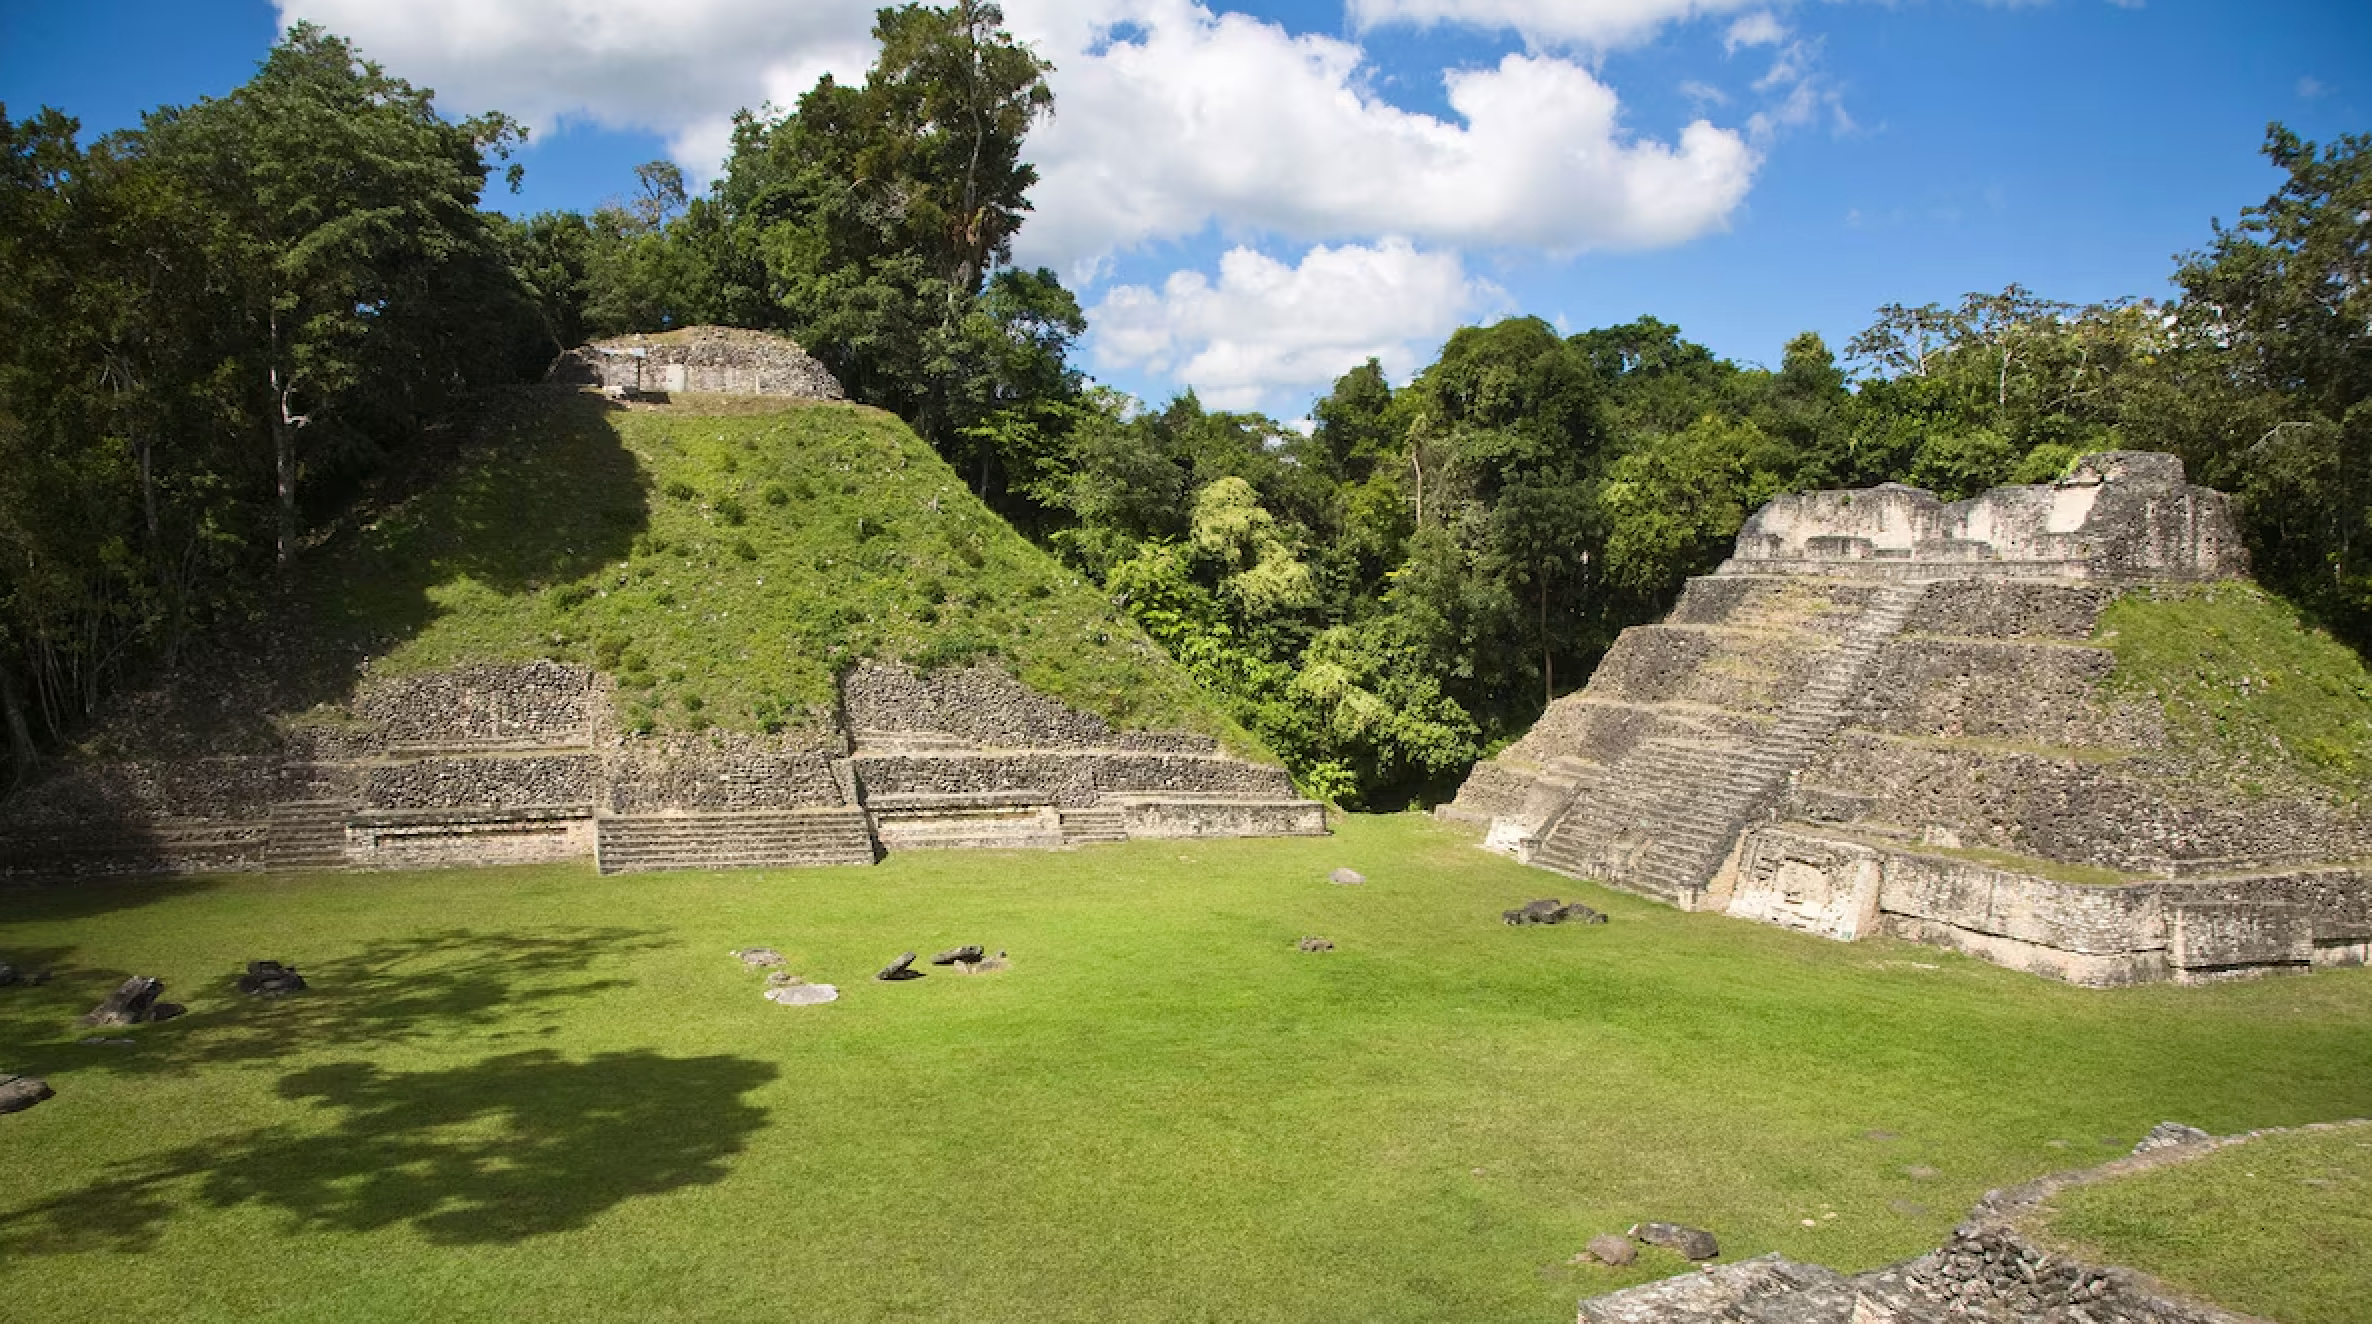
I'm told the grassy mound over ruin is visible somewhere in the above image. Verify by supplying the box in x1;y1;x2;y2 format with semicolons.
3;814;2369;1323
301;389;1255;752
2096;581;2372;799
2036;1124;2372;1324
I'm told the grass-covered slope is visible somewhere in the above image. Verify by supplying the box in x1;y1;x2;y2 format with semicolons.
302;389;1257;753
2096;582;2372;799
2036;1124;2372;1324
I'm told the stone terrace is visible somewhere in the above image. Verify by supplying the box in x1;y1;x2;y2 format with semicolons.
1443;452;2371;984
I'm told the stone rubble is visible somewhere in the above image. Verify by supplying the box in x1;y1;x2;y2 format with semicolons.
931;945;984;966
1328;868;1366;885
1298;936;1335;952
876;951;921;981
234;960;306;996
2132;1121;2213;1154
0;1073;54;1114
1630;1221;1721;1260
80;975;182;1026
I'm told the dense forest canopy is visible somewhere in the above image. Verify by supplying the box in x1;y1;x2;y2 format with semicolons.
3;7;2367;805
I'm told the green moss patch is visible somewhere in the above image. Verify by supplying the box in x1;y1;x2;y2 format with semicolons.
2036;1124;2372;1324
303;390;1256;755
2096;582;2372;799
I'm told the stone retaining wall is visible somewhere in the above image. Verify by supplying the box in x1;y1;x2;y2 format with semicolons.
1727;825;2370;985
0;655;1319;881
843;662;1218;752
354;661;600;749
364;755;598;812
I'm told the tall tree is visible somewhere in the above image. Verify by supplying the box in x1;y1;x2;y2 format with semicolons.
143;22;525;566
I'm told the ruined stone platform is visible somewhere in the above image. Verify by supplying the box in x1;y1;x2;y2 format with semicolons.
0;661;1322;882
1443;452;2370;984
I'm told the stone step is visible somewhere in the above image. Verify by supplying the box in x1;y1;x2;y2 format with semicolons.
596;811;878;874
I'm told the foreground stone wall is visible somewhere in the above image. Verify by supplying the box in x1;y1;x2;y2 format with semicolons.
1578;1120;2368;1323
0;658;1319;881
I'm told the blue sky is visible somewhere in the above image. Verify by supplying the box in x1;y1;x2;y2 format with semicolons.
6;0;2366;418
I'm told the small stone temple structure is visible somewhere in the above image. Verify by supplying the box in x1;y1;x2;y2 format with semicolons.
1443;452;2371;985
550;327;845;400
0;661;1322;880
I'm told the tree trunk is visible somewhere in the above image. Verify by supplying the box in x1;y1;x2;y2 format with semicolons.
268;312;299;570
0;659;37;790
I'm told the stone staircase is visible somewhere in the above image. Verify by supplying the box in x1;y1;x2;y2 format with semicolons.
594;808;878;874
264;800;352;871
1058;805;1130;845
1532;581;1926;906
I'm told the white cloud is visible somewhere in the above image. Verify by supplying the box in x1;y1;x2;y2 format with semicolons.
1679;79;1729;106
1346;0;1772;51
1089;239;1500;411
280;0;877;181
2297;75;2328;99
285;2;1758;273
1724;11;1787;51
1017;3;1758;273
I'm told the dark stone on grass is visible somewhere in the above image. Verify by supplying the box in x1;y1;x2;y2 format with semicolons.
1561;903;1607;924
955;951;1011;974
1298;936;1334;952
876;951;921;981
81;976;169;1027
236;960;307;997
931;945;984;965
1586;1233;1636;1266
734;947;786;970
0;961;14;987
1504;898;1567;925
1630;1222;1720;1260
2132;1121;2213;1154
0;1074;54;1114
1329;868;1366;885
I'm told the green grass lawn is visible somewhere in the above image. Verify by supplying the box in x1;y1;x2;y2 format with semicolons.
3;814;2368;1323
2036;1124;2372;1324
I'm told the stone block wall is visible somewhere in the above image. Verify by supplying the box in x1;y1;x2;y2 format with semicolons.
1794;731;2372;875
1726;451;2247;579
1726;825;2369;985
1;653;1318;881
354;661;600;749
364;755;599;812
601;741;846;814
551;327;845;401
843;662;1217;753
1848;637;2163;748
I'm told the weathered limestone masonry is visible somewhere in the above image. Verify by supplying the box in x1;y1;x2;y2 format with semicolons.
0;661;1320;882
1443;451;2370;984
550;326;846;400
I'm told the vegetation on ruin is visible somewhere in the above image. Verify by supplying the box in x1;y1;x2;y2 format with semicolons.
304;390;1257;753
2098;582;2372;800
2035;1124;2372;1324
2;815;2368;1323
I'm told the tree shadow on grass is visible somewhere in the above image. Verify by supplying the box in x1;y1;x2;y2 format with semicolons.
8;926;674;1080
0;1047;777;1253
